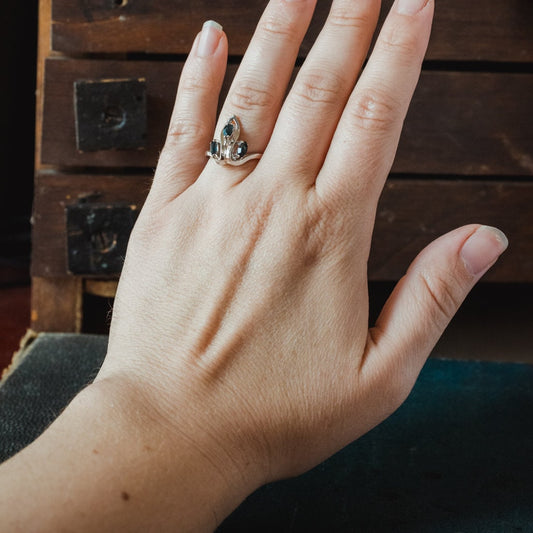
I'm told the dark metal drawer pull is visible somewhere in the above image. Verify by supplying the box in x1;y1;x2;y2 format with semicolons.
66;202;138;275
73;78;147;152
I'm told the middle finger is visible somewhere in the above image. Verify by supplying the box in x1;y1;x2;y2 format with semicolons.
264;0;380;183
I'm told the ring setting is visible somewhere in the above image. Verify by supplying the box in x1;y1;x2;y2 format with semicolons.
206;116;262;166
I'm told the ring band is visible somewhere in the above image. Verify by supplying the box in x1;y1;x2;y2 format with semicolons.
206;116;262;166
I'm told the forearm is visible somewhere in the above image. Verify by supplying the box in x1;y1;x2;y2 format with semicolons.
0;377;253;532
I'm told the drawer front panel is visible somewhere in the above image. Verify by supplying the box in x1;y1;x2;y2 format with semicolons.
32;173;151;278
41;59;180;168
32;173;533;282
41;58;533;176
51;0;533;62
369;180;533;282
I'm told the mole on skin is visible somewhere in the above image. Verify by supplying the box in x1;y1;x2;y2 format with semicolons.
121;491;130;501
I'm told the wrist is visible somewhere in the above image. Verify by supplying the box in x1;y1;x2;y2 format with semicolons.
79;375;261;530
0;374;260;532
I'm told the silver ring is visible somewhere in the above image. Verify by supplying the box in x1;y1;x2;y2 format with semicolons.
206;116;262;166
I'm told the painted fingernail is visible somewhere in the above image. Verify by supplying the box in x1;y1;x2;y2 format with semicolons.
198;20;223;58
460;226;509;276
396;0;430;15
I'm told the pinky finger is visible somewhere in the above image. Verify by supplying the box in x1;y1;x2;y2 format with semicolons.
150;21;228;204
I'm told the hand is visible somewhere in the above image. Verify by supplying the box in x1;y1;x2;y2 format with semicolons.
0;0;508;531
101;0;506;490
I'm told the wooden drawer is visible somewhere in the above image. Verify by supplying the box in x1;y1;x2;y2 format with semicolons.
32;173;533;282
41;59;180;168
41;57;533;176
51;0;533;62
32;173;151;279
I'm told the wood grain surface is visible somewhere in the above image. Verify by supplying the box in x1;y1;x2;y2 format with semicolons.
51;0;533;62
31;277;83;332
32;173;533;282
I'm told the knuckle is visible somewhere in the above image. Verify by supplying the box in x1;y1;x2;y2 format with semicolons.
293;70;346;108
378;23;422;61
229;80;277;112
166;117;210;147
180;62;218;95
328;5;375;30
417;269;463;329
179;75;211;95
259;15;302;45
348;87;399;133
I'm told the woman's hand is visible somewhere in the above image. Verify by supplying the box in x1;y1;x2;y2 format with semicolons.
0;0;508;531
102;0;506;491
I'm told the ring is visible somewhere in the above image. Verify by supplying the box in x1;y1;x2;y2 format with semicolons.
206;116;262;166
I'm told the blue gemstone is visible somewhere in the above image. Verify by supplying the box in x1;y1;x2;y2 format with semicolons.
236;142;248;158
223;123;234;137
209;141;220;156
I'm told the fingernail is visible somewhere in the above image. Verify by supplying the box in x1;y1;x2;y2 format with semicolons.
460;226;509;276
197;20;223;58
396;0;430;15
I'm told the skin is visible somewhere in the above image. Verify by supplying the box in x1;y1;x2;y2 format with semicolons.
0;0;508;531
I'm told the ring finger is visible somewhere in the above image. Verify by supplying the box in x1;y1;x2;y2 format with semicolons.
205;0;317;180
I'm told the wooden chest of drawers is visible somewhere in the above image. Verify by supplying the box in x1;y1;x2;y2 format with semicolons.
32;0;533;332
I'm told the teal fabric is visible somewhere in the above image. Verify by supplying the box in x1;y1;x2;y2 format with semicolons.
219;359;533;532
1;333;531;531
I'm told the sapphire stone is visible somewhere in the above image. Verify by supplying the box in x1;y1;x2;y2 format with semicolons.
236;141;248;158
209;140;220;156
222;123;234;137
